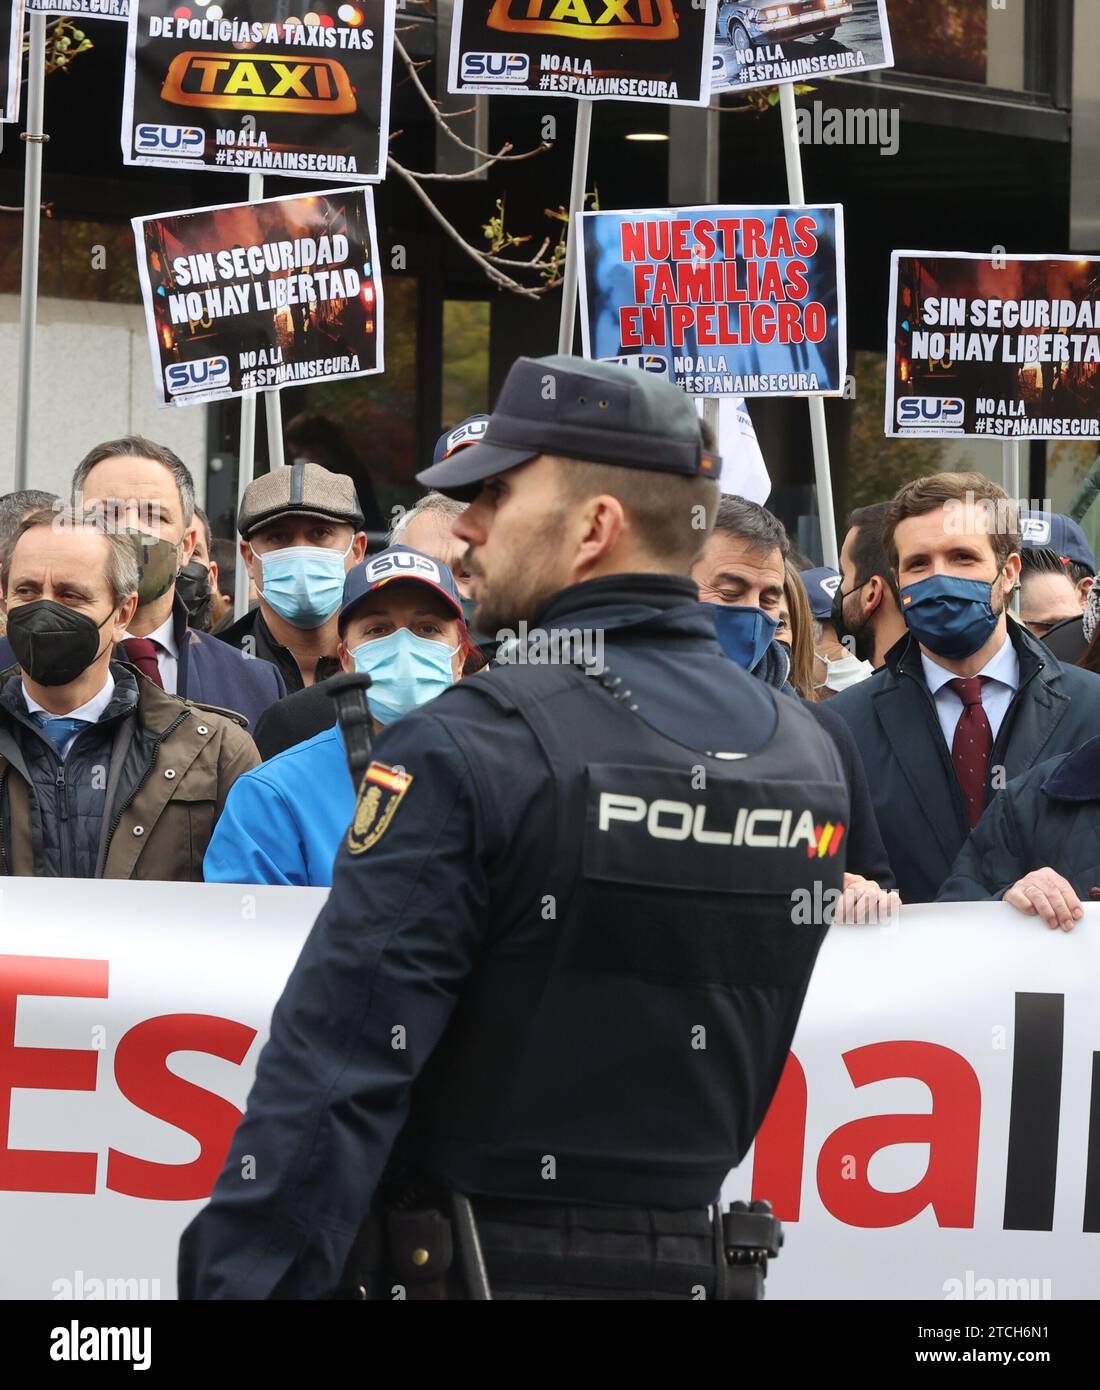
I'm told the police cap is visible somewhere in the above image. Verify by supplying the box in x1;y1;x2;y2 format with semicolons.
416;354;720;498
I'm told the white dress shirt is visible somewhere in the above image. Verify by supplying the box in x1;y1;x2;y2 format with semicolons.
22;671;117;759
120;611;179;694
920;631;1020;751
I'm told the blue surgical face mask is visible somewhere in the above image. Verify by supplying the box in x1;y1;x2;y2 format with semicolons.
899;574;1001;660
708;603;780;672
351;627;459;725
253;540;353;629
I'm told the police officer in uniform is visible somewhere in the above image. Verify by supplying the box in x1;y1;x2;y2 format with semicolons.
178;355;849;1300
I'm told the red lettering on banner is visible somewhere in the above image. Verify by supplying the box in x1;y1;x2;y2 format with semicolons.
0;954;108;1194
692;221;717;260
751;1053;807;1221
769;217;795;257
786;259;809;300
632;263;655;301
793;215;819;257
816;1042;981;1229
669;220;692;261
714;218;740;257
742;219;767;258
107;1013;256;1201
670;304;694;346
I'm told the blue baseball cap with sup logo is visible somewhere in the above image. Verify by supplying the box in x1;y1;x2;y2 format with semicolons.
800;566;842;622
339;546;463;631
1019;510;1096;574
433;415;491;466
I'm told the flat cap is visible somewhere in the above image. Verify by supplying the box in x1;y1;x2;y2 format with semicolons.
237;461;364;538
416;354;720;498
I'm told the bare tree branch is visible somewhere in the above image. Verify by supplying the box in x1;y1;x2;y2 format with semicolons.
394;141;548;179
388;157;548;297
393;36;541;161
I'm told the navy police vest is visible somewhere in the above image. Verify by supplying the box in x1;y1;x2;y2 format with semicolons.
398;659;849;1208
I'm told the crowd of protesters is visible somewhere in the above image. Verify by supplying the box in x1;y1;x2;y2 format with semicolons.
3;387;1100;930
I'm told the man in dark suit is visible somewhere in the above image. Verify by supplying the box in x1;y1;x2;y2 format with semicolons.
829;471;1100;904
10;436;289;732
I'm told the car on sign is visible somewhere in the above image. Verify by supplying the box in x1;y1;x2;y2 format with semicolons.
718;0;853;52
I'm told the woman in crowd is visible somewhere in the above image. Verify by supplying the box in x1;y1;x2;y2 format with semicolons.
777;560;819;701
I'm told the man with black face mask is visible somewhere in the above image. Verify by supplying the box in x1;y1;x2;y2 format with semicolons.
828;472;1100;904
176;505;219;633
831;501;908;670
0;507;258;879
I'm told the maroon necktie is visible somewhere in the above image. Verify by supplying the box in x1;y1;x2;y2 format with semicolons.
948;676;992;829
120;637;164;689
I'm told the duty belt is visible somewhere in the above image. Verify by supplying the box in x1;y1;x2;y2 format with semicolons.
347;1191;783;1301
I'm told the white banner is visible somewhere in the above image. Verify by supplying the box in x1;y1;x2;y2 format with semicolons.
1;885;1097;1300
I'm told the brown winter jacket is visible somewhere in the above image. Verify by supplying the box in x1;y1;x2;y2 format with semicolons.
0;662;259;880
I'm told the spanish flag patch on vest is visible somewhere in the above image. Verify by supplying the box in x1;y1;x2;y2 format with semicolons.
347;762;414;855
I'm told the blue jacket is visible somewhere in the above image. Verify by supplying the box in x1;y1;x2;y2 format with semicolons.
938;735;1100;900
828;621;1100;903
203;725;354;887
0;595;285;732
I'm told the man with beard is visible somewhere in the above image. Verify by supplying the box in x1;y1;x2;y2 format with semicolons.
828;472;1100;904
831;501;908;669
179;354;850;1301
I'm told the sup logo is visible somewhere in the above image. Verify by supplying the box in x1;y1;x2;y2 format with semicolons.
365;551;443;585
896;396;965;430
487;0;678;40
1021;516;1052;545
162;52;356;115
441;416;489;456
599;354;667;375
135;123;205;157
165;356;230;396
460;52;530;82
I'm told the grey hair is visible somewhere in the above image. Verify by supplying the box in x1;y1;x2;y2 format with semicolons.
0;490;60;554
71;436;196;529
389;491;467;545
1;506;141;608
712;494;790;560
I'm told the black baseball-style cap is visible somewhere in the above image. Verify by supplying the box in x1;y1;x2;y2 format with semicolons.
416;354;720;498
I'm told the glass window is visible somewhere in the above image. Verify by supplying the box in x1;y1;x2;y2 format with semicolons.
278;274;419;529
844;348;1007;511
887;0;990;86
0;218;141;301
442;299;490;427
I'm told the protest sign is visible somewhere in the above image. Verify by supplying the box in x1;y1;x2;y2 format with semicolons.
0;0;24;122
712;0;893;95
578;204;846;396
133;185;383;408
25;0;129;18
887;251;1100;440
448;0;717;105
1;887;1097;1300
122;0;394;181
